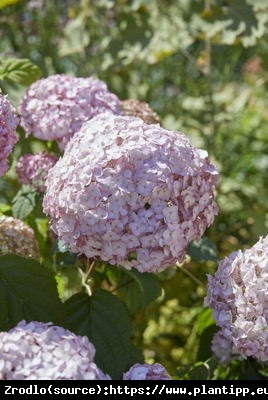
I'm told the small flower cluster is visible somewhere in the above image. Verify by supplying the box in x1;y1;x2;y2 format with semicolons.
0;94;19;177
43;112;219;273
18;74;122;151
0;320;111;380
16;151;59;192
120;98;161;125
204;235;268;362
211;330;239;366
0;215;40;261
123;362;172;380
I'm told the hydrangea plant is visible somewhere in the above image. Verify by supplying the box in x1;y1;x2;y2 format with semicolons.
43;112;220;273
0;320;111;380
18;74;122;151
0;215;40;261
123;362;172;380
0;94;19;177
204;235;268;362
16;151;59;193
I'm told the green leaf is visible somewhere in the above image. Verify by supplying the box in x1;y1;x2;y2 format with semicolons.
115;267;162;315
197;325;218;362
0;254;66;331
195;0;268;47
0;0;19;8
0;58;42;86
187;236;219;262
65;289;143;379
58;15;90;56
196;307;215;335
12;185;37;220
175;357;218;380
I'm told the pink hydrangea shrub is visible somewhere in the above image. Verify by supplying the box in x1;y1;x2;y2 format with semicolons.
0;94;19;177
16;151;59;192
18;74;122;151
204;235;268;362
43;113;219;273
123;362;172;380
0;320;111;380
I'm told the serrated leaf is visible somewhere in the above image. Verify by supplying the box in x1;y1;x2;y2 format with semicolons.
12;184;37;220
115;267;162;315
65;289;143;379
0;254;66;331
0;0;19;8
187;236;219;262
0;58;42;86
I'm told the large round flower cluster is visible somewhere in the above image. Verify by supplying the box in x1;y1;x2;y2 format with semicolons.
16;151;59;192
43;113;219;273
204;235;268;362
123;362;172;380
0;94;19;177
18;74;122;151
0;215;40;261
0;320;111;380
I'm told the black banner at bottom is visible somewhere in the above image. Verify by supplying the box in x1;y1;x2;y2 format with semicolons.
1;381;268;396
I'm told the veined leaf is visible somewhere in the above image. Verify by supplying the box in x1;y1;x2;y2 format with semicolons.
0;254;66;331
0;58;42;86
12;185;37;220
65;289;143;379
114;267;162;315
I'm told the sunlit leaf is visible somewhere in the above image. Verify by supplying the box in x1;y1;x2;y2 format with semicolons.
0;58;42;86
58;15;90;56
0;0;19;9
12;185;37;220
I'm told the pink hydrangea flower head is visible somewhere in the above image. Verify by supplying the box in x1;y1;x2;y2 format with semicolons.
204;235;268;362
0;215;40;261
16;151;59;192
0;94;19;177
123;362;172;380
43;113;219;273
18;74;122;151
0;320;111;380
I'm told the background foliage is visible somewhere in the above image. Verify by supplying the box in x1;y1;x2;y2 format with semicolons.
1;0;268;379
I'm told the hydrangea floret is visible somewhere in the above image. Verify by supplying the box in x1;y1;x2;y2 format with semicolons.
123;362;172;380
43;112;219;273
0;94;19;177
0;320;111;380
18;74;122;151
16;151;59;192
204;235;268;362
